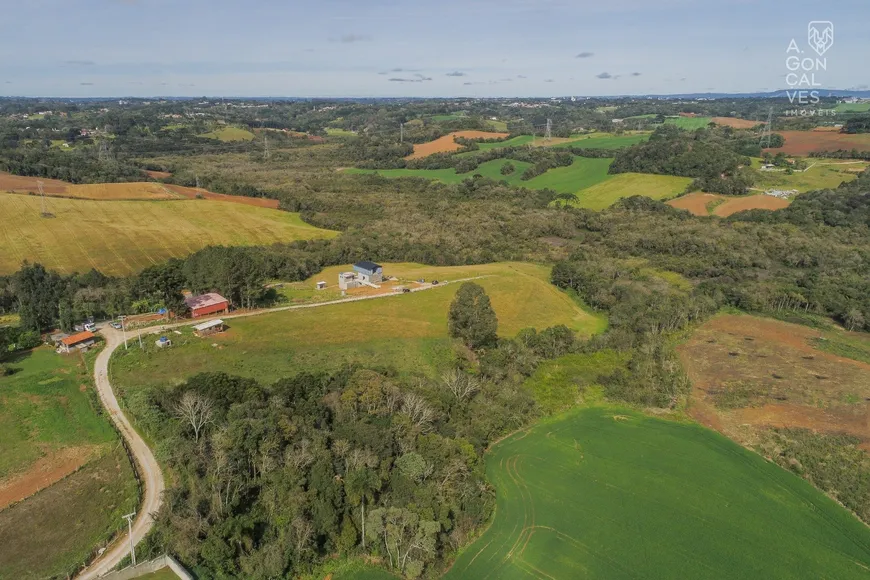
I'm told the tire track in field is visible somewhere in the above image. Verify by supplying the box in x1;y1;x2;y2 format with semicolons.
14;195;67;274
77;198;137;274
99;200;163;272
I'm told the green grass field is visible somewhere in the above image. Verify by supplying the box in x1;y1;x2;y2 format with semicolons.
135;569;183;580
348;156;612;194
834;102;870;113
445;406;870;580
0;193;337;276
523;351;627;414
110;262;606;389
473;135;534;151
488;119;509;132
752;158;868;192
428;113;467;122
550;133;650;149
325;128;358;137
566;173;694;210
665;116;714;130
0;348;117;479
199;126;255;141
0;447;138;580
524;157;613;193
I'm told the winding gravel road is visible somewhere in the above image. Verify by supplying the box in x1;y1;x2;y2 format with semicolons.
75;277;481;577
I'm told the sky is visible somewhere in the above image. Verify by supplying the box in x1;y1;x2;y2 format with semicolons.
0;0;867;98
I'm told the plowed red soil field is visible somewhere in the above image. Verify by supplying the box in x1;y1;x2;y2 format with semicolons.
679;314;870;446
163;184;280;208
407;130;509;159
768;131;870;155
668;192;790;216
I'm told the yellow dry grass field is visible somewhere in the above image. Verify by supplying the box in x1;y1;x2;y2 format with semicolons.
0;193;337;276
0;172;182;200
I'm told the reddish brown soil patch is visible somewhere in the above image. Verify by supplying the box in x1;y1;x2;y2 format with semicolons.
767;131;870;155
679;314;870;446
0;172;68;194
164;184;280;209
667;192;721;216
0;446;100;510
812;126;842;132
711;117;762;129
407;130;509;160
144;170;172;179
714;195;790;216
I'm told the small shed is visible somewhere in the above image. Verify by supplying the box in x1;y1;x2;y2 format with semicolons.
155;336;172;348
58;331;96;354
185;293;229;318
339;272;360;291
193;318;225;337
316;281;327;290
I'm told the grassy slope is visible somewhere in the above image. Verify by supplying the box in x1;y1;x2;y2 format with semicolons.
0;194;337;276
0;447;138;580
0;348;117;478
751;157;868;192
110;262;606;389
347;156;612;194
199;126;255;141
835;102;870;112
550;133;650;149
568;173;694;210
665;116;714;130
445;406;870;580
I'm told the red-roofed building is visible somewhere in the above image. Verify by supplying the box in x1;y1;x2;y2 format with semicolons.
185;292;230;318
58;331;96;353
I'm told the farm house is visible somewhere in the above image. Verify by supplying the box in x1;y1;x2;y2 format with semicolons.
185;293;229;318
57;331;96;354
353;261;383;284
338;261;384;290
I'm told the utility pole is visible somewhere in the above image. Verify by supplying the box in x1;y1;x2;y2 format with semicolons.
137;329;143;350
119;315;128;350
122;512;137;566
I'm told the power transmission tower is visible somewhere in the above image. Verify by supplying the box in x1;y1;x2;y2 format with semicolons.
760;108;773;148
195;174;201;189
38;180;51;217
264;134;270;160
400;122;404;143
122;512;137;566
545;118;552;142
98;138;109;161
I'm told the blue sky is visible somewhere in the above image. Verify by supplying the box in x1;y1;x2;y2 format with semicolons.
0;0;866;97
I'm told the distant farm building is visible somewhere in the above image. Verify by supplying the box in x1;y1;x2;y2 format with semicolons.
193;319;225;337
354;261;383;284
316;281;327;290
185;293;229;318
339;261;383;290
57;331;96;354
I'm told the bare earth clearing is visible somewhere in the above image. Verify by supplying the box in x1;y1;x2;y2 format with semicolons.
0;445;102;510
679;314;870;447
407;130;509;159
668;192;790;216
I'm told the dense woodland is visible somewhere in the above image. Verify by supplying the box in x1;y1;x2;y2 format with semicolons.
2;96;870;578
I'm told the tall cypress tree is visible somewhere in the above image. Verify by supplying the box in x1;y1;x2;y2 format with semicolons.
448;282;498;349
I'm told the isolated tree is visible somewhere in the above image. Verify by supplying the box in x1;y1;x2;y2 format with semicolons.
845;308;865;331
441;368;480;401
500;161;515;175
448;282;498;349
174;391;215;442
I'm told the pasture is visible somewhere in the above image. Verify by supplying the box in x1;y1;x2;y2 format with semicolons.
679;314;870;445
549;132;650;149
752;158;868;192
834;102;870;113
665;116;714;129
0;348;116;488
566;173;693;210
348;156;612;194
0;447;138;580
0;193;336;276
444;406;870;580
199;126;256;141
110;262;606;389
711;117;762;129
